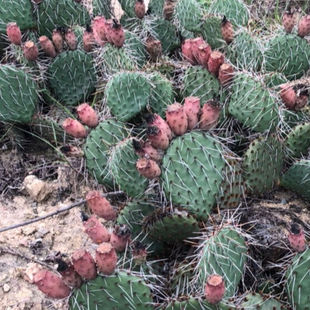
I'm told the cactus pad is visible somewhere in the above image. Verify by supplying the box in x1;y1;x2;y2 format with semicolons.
285;123;310;158
200;16;224;49
240;292;286;309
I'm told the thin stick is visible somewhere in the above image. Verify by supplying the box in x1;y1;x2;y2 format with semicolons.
0;191;123;233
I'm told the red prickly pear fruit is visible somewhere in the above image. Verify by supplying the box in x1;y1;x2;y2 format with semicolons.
207;51;225;76
23;41;38;61
83;26;95;52
147;126;170;150
218;63;234;86
146;36;162;61
166;103;188;135
39;36;57;58
72;249;97;280
298;15;310;38
65;28;77;50
221;16;234;44
204;274;225;304
109;20;125;48
82;213;110;244
52;29;64;53
196;43;212;68
136;158;161;179
86;190;116;221
34;270;71;299
184;96;201;130
110;225;131;252
145;113;173;140
132;139;162;161
280;84;297;110
56;260;83;288
6;22;22;45
62;118;87;138
182;39;196;65
200;100;221;130
76;103;99;127
288;223;306;252
163;0;176;20
104;19;113;43
95;242;117;275
92;16;107;46
282;9;295;33
135;0;146;19
190;37;205;61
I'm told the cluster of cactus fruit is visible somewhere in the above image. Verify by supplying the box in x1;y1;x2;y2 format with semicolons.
1;0;310;309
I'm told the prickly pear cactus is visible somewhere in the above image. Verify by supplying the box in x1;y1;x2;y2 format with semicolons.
70;271;154;310
0;65;38;124
240;292;287;309
286;248;310;310
285;123;310;158
93;0;112;17
201;15;224;49
47;50;97;106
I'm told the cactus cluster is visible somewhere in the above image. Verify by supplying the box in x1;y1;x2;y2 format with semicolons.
1;0;310;309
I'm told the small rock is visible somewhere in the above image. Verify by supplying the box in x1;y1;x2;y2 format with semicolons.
3;284;10;292
23;263;42;284
23;175;52;202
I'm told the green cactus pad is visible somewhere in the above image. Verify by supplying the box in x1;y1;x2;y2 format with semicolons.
200;16;224;49
161;132;242;220
226;30;263;71
93;0;112;17
240;293;287;309
0;65;38;124
118;0;136;17
281;160;310;201
208;0;249;26
0;0;35;33
285;123;310;158
110;138;148;198
148;0;165;16
37;0;90;37
70;271;153;310
143;209;200;244
105;72;151;121
182;66;220;103
47;50;97;106
242;135;284;195
263;72;288;89
196;226;247;297
264;34;310;80
174;0;203;32
228;72;280;132
148;72;174;117
84;120;129;187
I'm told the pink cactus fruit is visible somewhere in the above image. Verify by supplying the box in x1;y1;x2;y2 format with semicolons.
288;223;306;253
163;0;176;20
135;0;146;19
39;36;57;58
132;139;162;161
221;16;234;44
62;118;87;138
110;225;131;252
82;212;110;244
282;9;295;33
218;63;234;86
136;158;161;179
76;103;99;128
33;269;71;299
6;22;22;45
52;29;64;53
92;16;107;46
146;36;162;61
23;41;38;61
95;242;118;275
298;15;310;38
182;39;196;65
166;103;188;135
184;96;201;130
86;190;116;220
207;51;225;76
104;19;113;43
195;42;212;68
147;126;170;150
145;113;173;140
190;37;205;63
83;25;95;52
199;100;221;130
65;28;77;50
72;249;97;280
204;274;225;304
109;20;125;48
280;84;297;110
56;259;83;288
